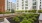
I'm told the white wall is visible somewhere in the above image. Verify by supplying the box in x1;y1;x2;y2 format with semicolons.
5;0;8;11
36;0;40;10
16;0;41;10
28;0;32;10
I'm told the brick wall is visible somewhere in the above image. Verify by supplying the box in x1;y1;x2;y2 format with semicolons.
0;0;5;12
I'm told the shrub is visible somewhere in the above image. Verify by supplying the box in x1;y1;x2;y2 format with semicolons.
5;12;11;14
0;12;5;14
28;10;37;13
38;10;42;13
25;10;28;12
12;13;39;23
0;12;3;14
16;10;24;12
11;9;15;13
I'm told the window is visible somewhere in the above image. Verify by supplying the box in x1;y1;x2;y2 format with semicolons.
25;4;28;6
33;6;36;9
22;4;24;6
25;1;28;3
40;2;41;4
17;0;19;2
40;0;41;1
25;0;28;3
22;2;24;4
33;2;36;5
40;5;41;9
25;7;28;9
33;0;36;1
22;8;24;9
40;5;41;6
22;2;24;6
22;0;24;1
17;8;18;10
17;3;19;7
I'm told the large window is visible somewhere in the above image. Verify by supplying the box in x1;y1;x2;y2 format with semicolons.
32;6;36;10
25;7;28;10
17;0;19;2
33;0;36;1
33;2;36;5
17;3;19;7
25;0;28;3
40;2;41;4
22;0;24;1
17;8;19;10
40;0;41;1
22;7;24;9
25;4;28;6
40;5;41;9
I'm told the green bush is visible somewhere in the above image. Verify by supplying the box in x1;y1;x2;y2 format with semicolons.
16;10;24;12
12;13;39;23
0;12;5;14
38;10;42;13
5;12;11;14
11;9;15;13
28;10;37;13
20;19;32;23
25;10;28;12
0;12;3;14
16;10;37;13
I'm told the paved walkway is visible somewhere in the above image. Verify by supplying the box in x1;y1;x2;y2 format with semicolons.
0;18;10;23
39;13;42;20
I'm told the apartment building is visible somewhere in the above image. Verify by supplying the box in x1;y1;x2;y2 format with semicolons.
5;0;16;12
16;0;41;11
7;2;12;12
0;0;5;12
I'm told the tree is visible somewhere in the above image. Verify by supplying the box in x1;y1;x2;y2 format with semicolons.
11;9;15;13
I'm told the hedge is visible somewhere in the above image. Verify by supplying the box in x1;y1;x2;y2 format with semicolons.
38;10;42;13
12;13;39;23
16;10;37;13
28;10;37;13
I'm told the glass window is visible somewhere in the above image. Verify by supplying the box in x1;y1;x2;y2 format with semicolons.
25;0;28;3
25;7;28;9
40;0;41;1
40;2;41;4
17;3;19;7
33;0;36;1
22;0;24;1
17;0;19;2
25;4;28;6
33;6;36;9
22;8;24;9
17;8;18;10
33;2;36;5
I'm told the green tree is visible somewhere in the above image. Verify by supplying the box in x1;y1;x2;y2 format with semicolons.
11;9;15;13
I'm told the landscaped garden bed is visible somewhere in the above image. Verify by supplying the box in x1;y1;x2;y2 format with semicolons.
7;13;39;23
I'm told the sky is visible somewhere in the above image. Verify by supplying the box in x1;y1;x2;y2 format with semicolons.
9;0;16;3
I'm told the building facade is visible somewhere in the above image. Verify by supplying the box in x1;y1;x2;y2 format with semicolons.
5;0;8;12
5;0;16;12
0;0;5;12
7;2;12;12
7;2;16;12
16;0;41;11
